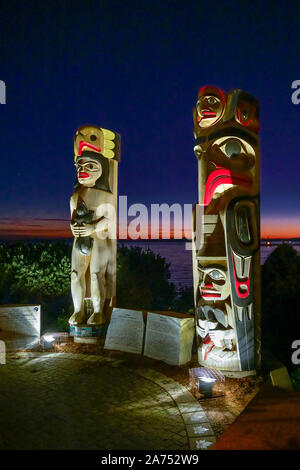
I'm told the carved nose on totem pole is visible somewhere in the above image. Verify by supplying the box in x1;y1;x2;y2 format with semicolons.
192;86;261;377
69;125;121;344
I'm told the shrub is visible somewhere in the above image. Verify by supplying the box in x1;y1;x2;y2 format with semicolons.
0;241;72;330
117;245;177;311
0;241;187;331
262;244;300;369
290;366;300;391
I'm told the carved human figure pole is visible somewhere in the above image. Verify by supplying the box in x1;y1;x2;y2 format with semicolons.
192;86;261;373
69;125;120;326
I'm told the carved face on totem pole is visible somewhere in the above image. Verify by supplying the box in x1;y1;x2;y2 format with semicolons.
192;86;260;372
75;153;111;192
74;125;120;161
196;86;226;128
194;88;259;207
198;264;230;301
73;125;120;190
76;157;103;187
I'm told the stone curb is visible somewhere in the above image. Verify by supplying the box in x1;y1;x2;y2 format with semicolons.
7;351;217;450
134;368;216;450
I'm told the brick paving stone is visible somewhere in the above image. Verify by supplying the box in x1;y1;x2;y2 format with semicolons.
168;390;199;404
156;382;181;391
177;403;204;414
0;353;199;451
181;411;209;425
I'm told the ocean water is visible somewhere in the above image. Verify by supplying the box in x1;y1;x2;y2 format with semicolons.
119;240;192;289
119;240;300;289
4;238;298;290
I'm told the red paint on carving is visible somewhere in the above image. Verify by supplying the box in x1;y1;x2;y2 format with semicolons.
202;110;217;118
231;248;251;299
202;334;215;360
78;172;90;178
236;107;260;133
78;141;102;156
198;85;226;106
197;86;226;128
201;293;222;298
203;169;252;205
201;284;222;298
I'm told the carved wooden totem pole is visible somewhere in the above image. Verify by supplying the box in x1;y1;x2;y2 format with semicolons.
192;86;261;373
69;125;120;327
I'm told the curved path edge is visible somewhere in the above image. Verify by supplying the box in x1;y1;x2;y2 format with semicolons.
7;351;217;450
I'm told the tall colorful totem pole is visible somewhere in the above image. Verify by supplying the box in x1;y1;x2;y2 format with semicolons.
69;125;121;329
192;86;261;373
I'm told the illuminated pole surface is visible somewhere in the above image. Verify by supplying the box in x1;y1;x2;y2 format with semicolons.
192;86;261;373
69;125;120;326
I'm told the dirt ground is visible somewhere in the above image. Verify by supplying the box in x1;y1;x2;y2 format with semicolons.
26;338;264;440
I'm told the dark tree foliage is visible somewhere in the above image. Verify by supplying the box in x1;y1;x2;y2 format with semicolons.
291;366;300;391
117;245;177;311
262;244;300;369
0;242;72;330
173;286;194;314
0;242;187;331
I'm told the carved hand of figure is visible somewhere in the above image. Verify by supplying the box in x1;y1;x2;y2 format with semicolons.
70;222;95;238
208;329;233;346
76;223;95;237
94;217;110;235
70;222;80;237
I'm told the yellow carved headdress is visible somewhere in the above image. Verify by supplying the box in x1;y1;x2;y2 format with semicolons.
74;125;121;162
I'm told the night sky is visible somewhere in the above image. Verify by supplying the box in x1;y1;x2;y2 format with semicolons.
0;0;300;238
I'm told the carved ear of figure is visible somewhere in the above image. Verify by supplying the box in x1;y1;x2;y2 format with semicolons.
194;144;203;159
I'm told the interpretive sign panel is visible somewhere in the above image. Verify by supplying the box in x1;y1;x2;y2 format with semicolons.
104;308;145;354
144;312;195;365
0;304;40;337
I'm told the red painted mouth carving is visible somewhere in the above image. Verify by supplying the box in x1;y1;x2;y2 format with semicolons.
204;168;252;205
78;172;90;178
200;284;222;299
78;140;102;155
202;110;217;118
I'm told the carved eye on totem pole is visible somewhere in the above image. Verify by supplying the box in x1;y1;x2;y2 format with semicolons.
198;265;230;301
196;86;226;128
235;98;260;132
207;138;255;172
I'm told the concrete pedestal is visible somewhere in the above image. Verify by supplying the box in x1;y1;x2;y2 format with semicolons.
71;324;108;344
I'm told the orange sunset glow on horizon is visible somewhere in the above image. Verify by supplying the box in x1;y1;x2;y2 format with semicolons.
0;217;299;240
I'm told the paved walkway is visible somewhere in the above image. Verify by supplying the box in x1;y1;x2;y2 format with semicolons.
0;352;216;450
